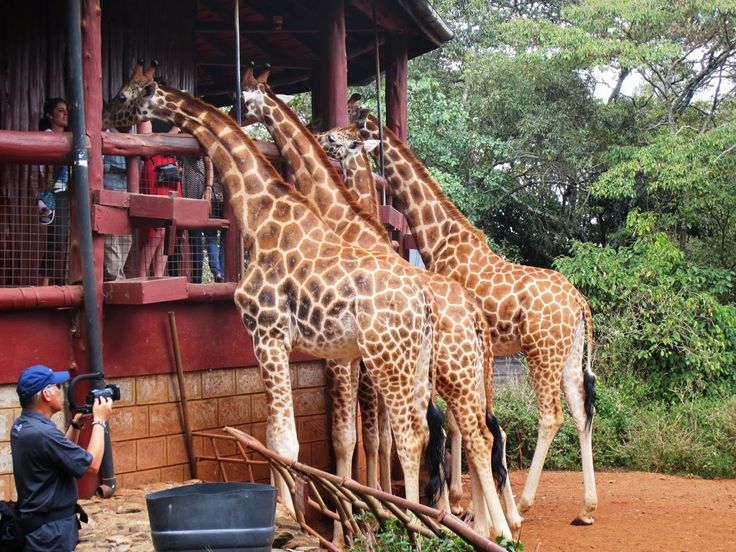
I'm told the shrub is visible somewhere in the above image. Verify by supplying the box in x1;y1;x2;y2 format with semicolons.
494;375;736;479
554;211;736;402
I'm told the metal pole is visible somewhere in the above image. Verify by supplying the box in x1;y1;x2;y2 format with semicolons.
372;0;386;203
67;0;115;495
234;0;242;125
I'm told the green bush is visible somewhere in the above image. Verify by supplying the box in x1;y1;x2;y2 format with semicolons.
621;395;736;479
493;375;736;479
554;211;736;402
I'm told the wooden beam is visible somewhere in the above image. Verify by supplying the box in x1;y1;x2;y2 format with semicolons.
100;132;283;164
349;0;413;33
321;0;348;129
195;22;377;34
195;55;316;70
385;34;408;143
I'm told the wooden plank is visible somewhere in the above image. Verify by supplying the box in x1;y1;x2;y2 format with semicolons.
91;205;132;235
102;277;188;305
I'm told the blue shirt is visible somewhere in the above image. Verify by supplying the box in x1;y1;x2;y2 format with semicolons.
10;411;92;515
103;155;127;191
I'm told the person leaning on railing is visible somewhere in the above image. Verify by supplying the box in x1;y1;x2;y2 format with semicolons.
37;98;72;287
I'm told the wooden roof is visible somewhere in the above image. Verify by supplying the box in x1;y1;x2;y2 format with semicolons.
194;0;453;104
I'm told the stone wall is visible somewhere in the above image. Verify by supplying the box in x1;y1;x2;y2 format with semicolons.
0;360;331;500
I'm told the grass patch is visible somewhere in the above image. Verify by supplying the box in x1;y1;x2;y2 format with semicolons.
493;375;736;479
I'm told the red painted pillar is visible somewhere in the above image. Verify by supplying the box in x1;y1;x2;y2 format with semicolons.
320;0;348;129
385;34;408;143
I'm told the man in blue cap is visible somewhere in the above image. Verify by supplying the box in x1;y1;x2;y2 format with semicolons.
10;365;113;551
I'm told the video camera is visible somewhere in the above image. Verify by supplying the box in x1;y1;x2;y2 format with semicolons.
68;373;121;414
86;384;120;406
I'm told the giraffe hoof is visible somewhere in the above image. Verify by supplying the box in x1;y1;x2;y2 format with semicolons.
571;515;594;526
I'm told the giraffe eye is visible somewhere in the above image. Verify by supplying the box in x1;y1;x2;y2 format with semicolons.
328;134;336;143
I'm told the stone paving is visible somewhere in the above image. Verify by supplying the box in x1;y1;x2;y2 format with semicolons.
75;481;321;551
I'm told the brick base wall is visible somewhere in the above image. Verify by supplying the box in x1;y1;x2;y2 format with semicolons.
0;360;332;500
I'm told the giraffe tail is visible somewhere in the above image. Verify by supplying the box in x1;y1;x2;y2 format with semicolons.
486;412;508;491
474;305;507;490
424;400;448;506
581;303;596;433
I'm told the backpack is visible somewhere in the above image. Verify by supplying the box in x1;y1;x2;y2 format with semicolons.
0;501;24;552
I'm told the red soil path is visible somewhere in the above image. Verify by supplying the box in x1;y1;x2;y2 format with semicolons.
498;470;736;552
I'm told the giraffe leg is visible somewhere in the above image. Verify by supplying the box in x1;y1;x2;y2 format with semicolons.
561;321;598;525
357;361;380;489
255;344;298;516
455;406;512;540
377;393;393;494
518;354;565;515
364;356;425;505
447;410;465;515
468;460;490;537
326;360;359;548
499;427;523;537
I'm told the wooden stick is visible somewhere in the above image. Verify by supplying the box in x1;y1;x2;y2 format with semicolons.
167;311;197;479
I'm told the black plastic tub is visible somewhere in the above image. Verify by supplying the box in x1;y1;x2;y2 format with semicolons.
145;482;277;551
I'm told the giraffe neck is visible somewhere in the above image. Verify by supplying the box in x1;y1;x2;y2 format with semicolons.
343;152;381;222
260;93;392;254
155;86;329;253
360;117;507;269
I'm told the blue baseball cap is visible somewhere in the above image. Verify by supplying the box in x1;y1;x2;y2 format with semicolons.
16;365;70;399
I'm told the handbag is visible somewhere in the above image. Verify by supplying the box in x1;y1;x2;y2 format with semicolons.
156;162;180;185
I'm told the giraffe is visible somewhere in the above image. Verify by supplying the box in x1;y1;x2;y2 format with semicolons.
102;62;449;520
346;105;599;525
237;65;520;538
317;131;497;515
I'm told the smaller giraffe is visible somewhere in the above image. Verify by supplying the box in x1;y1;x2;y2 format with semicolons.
347;104;598;525
103;61;448;521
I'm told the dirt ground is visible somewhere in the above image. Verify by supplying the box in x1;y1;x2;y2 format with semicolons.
502;470;736;552
74;471;736;551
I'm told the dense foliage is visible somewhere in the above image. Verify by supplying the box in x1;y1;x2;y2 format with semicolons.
392;0;736;477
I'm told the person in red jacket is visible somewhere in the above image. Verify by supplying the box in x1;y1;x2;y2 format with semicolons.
137;120;182;277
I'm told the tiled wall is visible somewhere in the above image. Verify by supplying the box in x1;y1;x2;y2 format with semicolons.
0;360;331;500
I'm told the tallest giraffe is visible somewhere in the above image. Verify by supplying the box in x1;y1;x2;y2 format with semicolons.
102;62;450;520
348;107;598;525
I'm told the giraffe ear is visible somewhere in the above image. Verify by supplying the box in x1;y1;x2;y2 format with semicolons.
143;83;156;99
276;94;294;105
348;93;362;107
362;139;380;154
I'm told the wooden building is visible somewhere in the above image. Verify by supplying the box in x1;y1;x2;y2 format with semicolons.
0;0;452;499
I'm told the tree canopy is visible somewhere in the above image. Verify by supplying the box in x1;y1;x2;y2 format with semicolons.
395;0;736;399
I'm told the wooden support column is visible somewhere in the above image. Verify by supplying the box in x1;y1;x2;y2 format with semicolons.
385;34;408;143
320;0;348;129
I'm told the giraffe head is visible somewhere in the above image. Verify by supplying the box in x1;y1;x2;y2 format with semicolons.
316;129;379;165
102;60;167;129
239;62;295;127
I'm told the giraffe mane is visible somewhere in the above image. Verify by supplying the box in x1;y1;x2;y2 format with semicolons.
365;117;490;246
156;83;315;208
264;90;390;240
